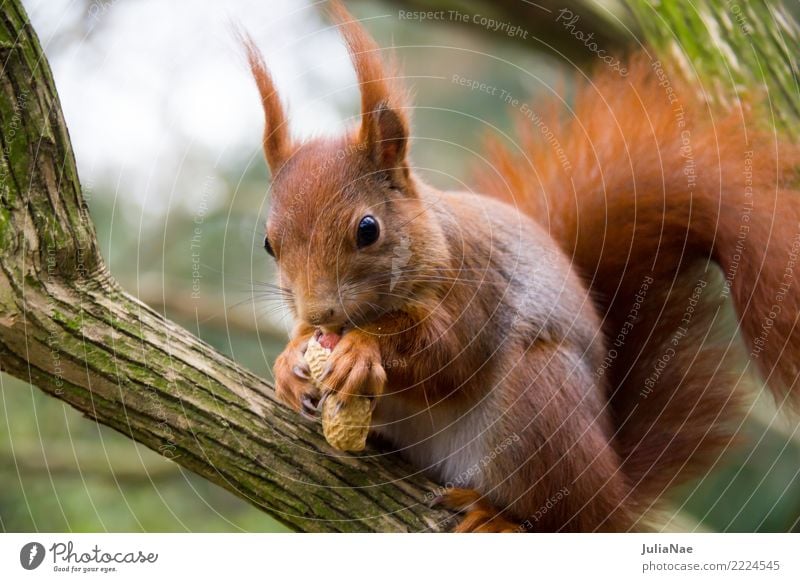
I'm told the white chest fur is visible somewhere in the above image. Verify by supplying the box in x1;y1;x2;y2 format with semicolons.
371;392;496;490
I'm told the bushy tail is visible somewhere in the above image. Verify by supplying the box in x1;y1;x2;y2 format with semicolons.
477;55;800;511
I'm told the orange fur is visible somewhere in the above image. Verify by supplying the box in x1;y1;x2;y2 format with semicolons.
241;30;293;173
249;2;800;531
478;57;800;523
435;488;519;532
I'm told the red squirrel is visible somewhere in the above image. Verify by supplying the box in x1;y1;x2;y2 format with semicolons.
245;1;800;531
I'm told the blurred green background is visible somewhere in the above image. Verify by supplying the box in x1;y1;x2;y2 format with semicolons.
2;0;799;532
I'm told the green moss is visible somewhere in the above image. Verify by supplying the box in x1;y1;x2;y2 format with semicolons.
51;308;82;332
23;273;41;290
0;205;11;242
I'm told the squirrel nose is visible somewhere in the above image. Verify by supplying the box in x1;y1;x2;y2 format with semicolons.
302;303;342;327
308;308;335;326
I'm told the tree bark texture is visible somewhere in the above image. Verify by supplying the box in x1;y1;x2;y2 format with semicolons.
0;0;454;533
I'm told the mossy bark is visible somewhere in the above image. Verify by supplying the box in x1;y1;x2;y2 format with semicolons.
0;0;453;533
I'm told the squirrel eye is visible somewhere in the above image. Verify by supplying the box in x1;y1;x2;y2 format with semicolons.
263;235;275;257
356;215;380;248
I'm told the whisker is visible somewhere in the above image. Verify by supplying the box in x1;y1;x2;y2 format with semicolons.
228;292;293;310
414;279;509;285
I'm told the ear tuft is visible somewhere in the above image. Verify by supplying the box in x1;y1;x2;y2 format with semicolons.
328;1;410;172
237;28;293;174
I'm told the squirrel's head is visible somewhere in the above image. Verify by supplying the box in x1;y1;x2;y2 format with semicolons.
245;1;446;331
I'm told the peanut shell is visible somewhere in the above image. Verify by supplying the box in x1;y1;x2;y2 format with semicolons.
304;336;371;452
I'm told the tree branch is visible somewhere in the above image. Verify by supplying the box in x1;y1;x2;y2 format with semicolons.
0;0;453;533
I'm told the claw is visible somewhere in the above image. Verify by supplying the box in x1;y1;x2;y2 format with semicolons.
319;361;333;381
301;395;319;420
316;390;331;411
292;363;310;380
315;391;344;414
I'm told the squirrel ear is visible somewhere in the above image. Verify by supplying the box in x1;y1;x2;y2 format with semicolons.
363;103;408;171
329;1;409;173
241;32;293;174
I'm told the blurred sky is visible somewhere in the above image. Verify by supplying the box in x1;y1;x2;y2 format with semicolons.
22;0;365;216
17;0;520;343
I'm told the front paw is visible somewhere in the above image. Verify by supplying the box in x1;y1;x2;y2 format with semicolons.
432;488;520;533
273;339;320;419
319;331;386;404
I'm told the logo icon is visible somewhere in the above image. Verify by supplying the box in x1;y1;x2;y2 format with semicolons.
390;234;412;291
20;542;45;570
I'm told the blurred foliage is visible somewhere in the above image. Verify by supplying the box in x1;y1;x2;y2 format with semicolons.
629;0;800;134
2;0;799;532
380;0;637;64
0;378;286;531
673;419;800;532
